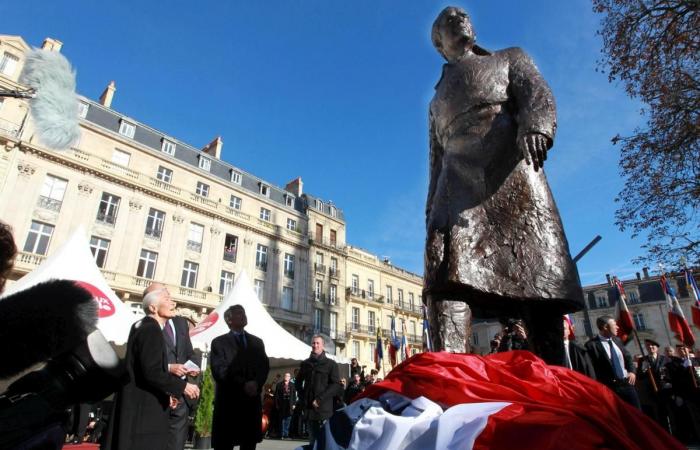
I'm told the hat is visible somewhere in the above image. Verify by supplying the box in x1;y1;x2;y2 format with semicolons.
644;338;660;347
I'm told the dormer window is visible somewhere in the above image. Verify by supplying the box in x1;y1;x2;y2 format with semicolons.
329;205;337;217
285;194;294;207
0;52;19;76
198;155;211;171
259;183;270;197
161;139;176;156
314;199;322;210
78;101;89;119
118;119;136;138
230;170;242;184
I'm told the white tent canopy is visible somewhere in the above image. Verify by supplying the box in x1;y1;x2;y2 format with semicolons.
2;227;136;344
190;270;347;366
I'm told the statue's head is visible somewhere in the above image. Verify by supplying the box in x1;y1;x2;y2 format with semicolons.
432;6;476;62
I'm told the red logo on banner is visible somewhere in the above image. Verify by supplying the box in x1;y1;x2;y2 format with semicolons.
190;312;219;336
75;281;115;318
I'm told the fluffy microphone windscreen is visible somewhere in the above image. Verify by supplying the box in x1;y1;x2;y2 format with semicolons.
0;279;98;379
19;49;80;150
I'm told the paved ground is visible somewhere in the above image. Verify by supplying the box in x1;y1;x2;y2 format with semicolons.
189;438;305;450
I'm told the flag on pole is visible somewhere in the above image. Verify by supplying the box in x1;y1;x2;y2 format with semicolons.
388;316;401;367
661;274;696;347
613;276;635;343
374;325;383;370
401;319;410;360
563;314;575;340
422;304;432;352
684;268;700;329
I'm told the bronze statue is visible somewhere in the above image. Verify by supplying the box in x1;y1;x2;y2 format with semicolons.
425;6;584;363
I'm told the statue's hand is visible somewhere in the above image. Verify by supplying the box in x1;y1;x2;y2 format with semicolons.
518;132;548;172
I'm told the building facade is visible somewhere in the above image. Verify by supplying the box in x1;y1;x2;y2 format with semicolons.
0;35;423;365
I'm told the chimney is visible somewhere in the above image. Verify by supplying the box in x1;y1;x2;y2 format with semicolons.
642;267;650;279
99;81;116;108
636;272;641;281
605;274;611;285
41;37;63;52
285;177;303;197
202;136;223;159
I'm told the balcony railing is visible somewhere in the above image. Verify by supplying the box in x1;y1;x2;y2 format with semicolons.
314;293;326;303
284;270;295;279
0;117;21;138
223;249;237;262
96;212;117;226
309;232;344;250
144;227;162;240
345;287;384;303
314;263;326;274
329;267;339;278
37;196;62;212
346;323;374;335
186;240;202;252
255;261;267;272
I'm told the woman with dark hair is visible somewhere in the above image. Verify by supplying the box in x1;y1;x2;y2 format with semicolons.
0;221;17;292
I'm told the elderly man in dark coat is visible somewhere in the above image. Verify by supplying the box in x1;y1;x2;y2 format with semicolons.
425;6;583;360
210;305;269;450
108;286;200;450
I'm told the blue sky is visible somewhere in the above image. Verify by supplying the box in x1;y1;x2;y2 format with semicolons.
3;0;651;286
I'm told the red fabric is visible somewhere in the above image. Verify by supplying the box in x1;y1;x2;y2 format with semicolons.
692;304;700;330
616;302;635;344
360;351;684;450
668;311;696;347
388;343;397;367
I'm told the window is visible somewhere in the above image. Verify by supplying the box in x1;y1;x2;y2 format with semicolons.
352;341;360;359
187;223;204;252
286;218;297;232
330;312;338;339
315;252;324;265
198;155;211;171
96;192;120;225
595;295;608;308
23;221;54;255
259;183;270;197
181;261;199;288
285;195;294;207
398;289;404;307
195;181;209;197
78;101;89;119
137;249;158;279
386;286;393;304
368;311;376;333
352;307;360;330
330;229;337;246
156;166;173;183
314;309;323;332
220;271;235;296
0;52;19;76
409;292;415;310
89;236;110;268
230;170;242;184
410;321;416;338
351;275;359;294
282;286;293;310
254;279;265;302
112;148;131;166
255;244;268;271
633;313;647;330
259;207;271;222
38;175;67;211
628;291;640;304
367;280;375;298
472;332;480;346
315;280;323;302
223;234;238;262
314;199;322;210
329;285;337;304
330;257;338;276
369;343;376;362
315;223;323;241
330;205;337;217
229;195;242;210
118;120;135;138
145;208;165;239
283;253;295;278
161;139;176;155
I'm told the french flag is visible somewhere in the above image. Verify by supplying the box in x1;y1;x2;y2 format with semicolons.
613;276;635;343
684;268;700;329
315;352;683;449
661;274;695;347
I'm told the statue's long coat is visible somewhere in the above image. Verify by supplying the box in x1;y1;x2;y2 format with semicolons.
425;47;583;311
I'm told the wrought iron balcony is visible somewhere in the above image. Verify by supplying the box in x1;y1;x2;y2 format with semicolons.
37;196;62;212
255;261;267;272
223;248;237;262
186;240;202;252
329;267;339;278
96;212;117;226
314;263;326;274
144;227;162;240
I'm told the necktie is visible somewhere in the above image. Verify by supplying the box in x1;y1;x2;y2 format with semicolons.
164;320;175;346
236;333;246;349
607;340;625;379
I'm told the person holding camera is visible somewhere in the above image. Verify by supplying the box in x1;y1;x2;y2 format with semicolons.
498;319;529;352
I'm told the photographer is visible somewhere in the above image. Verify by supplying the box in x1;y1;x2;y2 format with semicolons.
498;319;529;352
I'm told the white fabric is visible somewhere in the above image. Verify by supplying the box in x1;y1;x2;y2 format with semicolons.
311;393;510;450
189;270;347;365
1;227;135;344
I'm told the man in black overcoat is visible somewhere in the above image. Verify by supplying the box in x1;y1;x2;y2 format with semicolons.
585;315;640;409
142;283;202;450
108;286;200;450
210;305;269;450
636;338;673;430
562;317;595;379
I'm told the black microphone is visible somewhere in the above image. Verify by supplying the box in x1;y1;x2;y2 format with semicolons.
18;48;80;150
0;279;97;379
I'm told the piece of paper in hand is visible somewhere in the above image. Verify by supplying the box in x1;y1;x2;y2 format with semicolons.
184;360;200;372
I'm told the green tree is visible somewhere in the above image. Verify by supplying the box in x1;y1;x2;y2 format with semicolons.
593;0;699;266
194;366;214;437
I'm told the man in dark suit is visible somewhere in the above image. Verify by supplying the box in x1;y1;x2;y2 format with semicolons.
562;317;596;379
585;315;640;409
144;283;201;450
210;305;269;450
636;338;673;430
108;286;200;450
